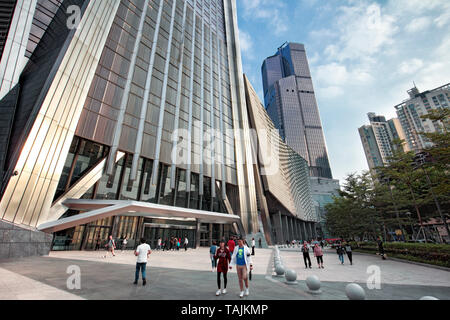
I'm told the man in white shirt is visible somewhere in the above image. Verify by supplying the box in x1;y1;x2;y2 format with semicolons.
133;238;152;286
184;237;189;251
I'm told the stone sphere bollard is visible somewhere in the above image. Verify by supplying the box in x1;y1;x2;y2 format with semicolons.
275;264;285;277
345;283;366;300
285;269;298;284
306;275;321;294
420;296;439;300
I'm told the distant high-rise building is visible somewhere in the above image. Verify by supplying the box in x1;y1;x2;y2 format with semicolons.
395;83;450;152
359;112;409;170
261;42;339;237
261;42;333;179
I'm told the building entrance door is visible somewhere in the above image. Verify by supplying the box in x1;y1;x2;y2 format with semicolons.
142;223;196;249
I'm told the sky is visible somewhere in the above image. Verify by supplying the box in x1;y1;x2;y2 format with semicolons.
236;0;450;184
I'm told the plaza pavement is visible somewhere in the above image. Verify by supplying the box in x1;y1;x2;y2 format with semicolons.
0;246;448;300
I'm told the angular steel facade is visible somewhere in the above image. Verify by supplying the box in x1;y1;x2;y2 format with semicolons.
244;74;318;244
0;0;261;251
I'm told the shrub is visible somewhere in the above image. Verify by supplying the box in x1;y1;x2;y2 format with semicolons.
349;241;450;268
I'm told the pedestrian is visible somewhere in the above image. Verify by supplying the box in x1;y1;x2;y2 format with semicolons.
336;243;345;264
176;238;180;251
313;243;324;268
344;241;353;265
121;236;128;252
251;237;256;255
103;235;116;258
157;237;162;251
227;236;235;254
210;241;218;272
184;236;189;251
258;238;262;248
169;237;173;251
229;237;253;298
377;237;386;260
320;240;324;249
301;241;312;268
95;235;101;251
133;238;151;286
214;240;231;296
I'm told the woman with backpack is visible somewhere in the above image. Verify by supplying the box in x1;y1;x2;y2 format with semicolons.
214;240;231;296
336;243;345;264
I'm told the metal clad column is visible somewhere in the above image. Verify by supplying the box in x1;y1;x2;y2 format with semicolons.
170;0;188;189
106;0;152;175
148;0;178;183
208;1;216;199
185;0;198;193
0;0;120;227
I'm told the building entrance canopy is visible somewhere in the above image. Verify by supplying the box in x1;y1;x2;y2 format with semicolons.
38;199;243;234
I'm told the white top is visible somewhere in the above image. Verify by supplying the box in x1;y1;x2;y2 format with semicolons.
252;239;255;246
230;245;253;269
157;239;161;245
123;239;127;244
184;238;188;244
136;243;151;263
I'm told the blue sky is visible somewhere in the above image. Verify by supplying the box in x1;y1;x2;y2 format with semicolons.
236;0;450;184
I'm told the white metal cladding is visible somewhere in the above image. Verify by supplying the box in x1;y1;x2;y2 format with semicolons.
0;0;120;227
0;0;38;100
244;75;317;222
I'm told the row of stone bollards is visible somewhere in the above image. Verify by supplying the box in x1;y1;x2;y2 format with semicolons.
272;246;439;300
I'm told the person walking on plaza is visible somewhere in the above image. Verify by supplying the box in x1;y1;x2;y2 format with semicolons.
258;238;262;248
227;236;235;254
320;239;324;249
377;237;386;260
157;237;162;251
133;238;151;286
184;236;189;251
344;242;353;265
210;241;218;272
121;236;128;252
95;235;101;251
229;237;253;298
301;241;312;269
336;243;345;264
103;235;116;258
313;243;324;268
251;237;256;255
214;240;231;296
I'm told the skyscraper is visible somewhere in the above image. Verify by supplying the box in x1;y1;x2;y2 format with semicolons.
0;0;319;259
395;83;450;152
262;42;332;179
359;113;409;170
0;0;262;255
261;42;339;237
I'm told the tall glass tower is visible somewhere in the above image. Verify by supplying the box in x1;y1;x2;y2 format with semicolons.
262;42;333;179
0;0;260;254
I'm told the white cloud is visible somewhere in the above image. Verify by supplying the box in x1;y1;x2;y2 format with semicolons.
398;58;424;75
239;30;254;58
331;3;398;62
405;17;432;33
240;0;288;35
